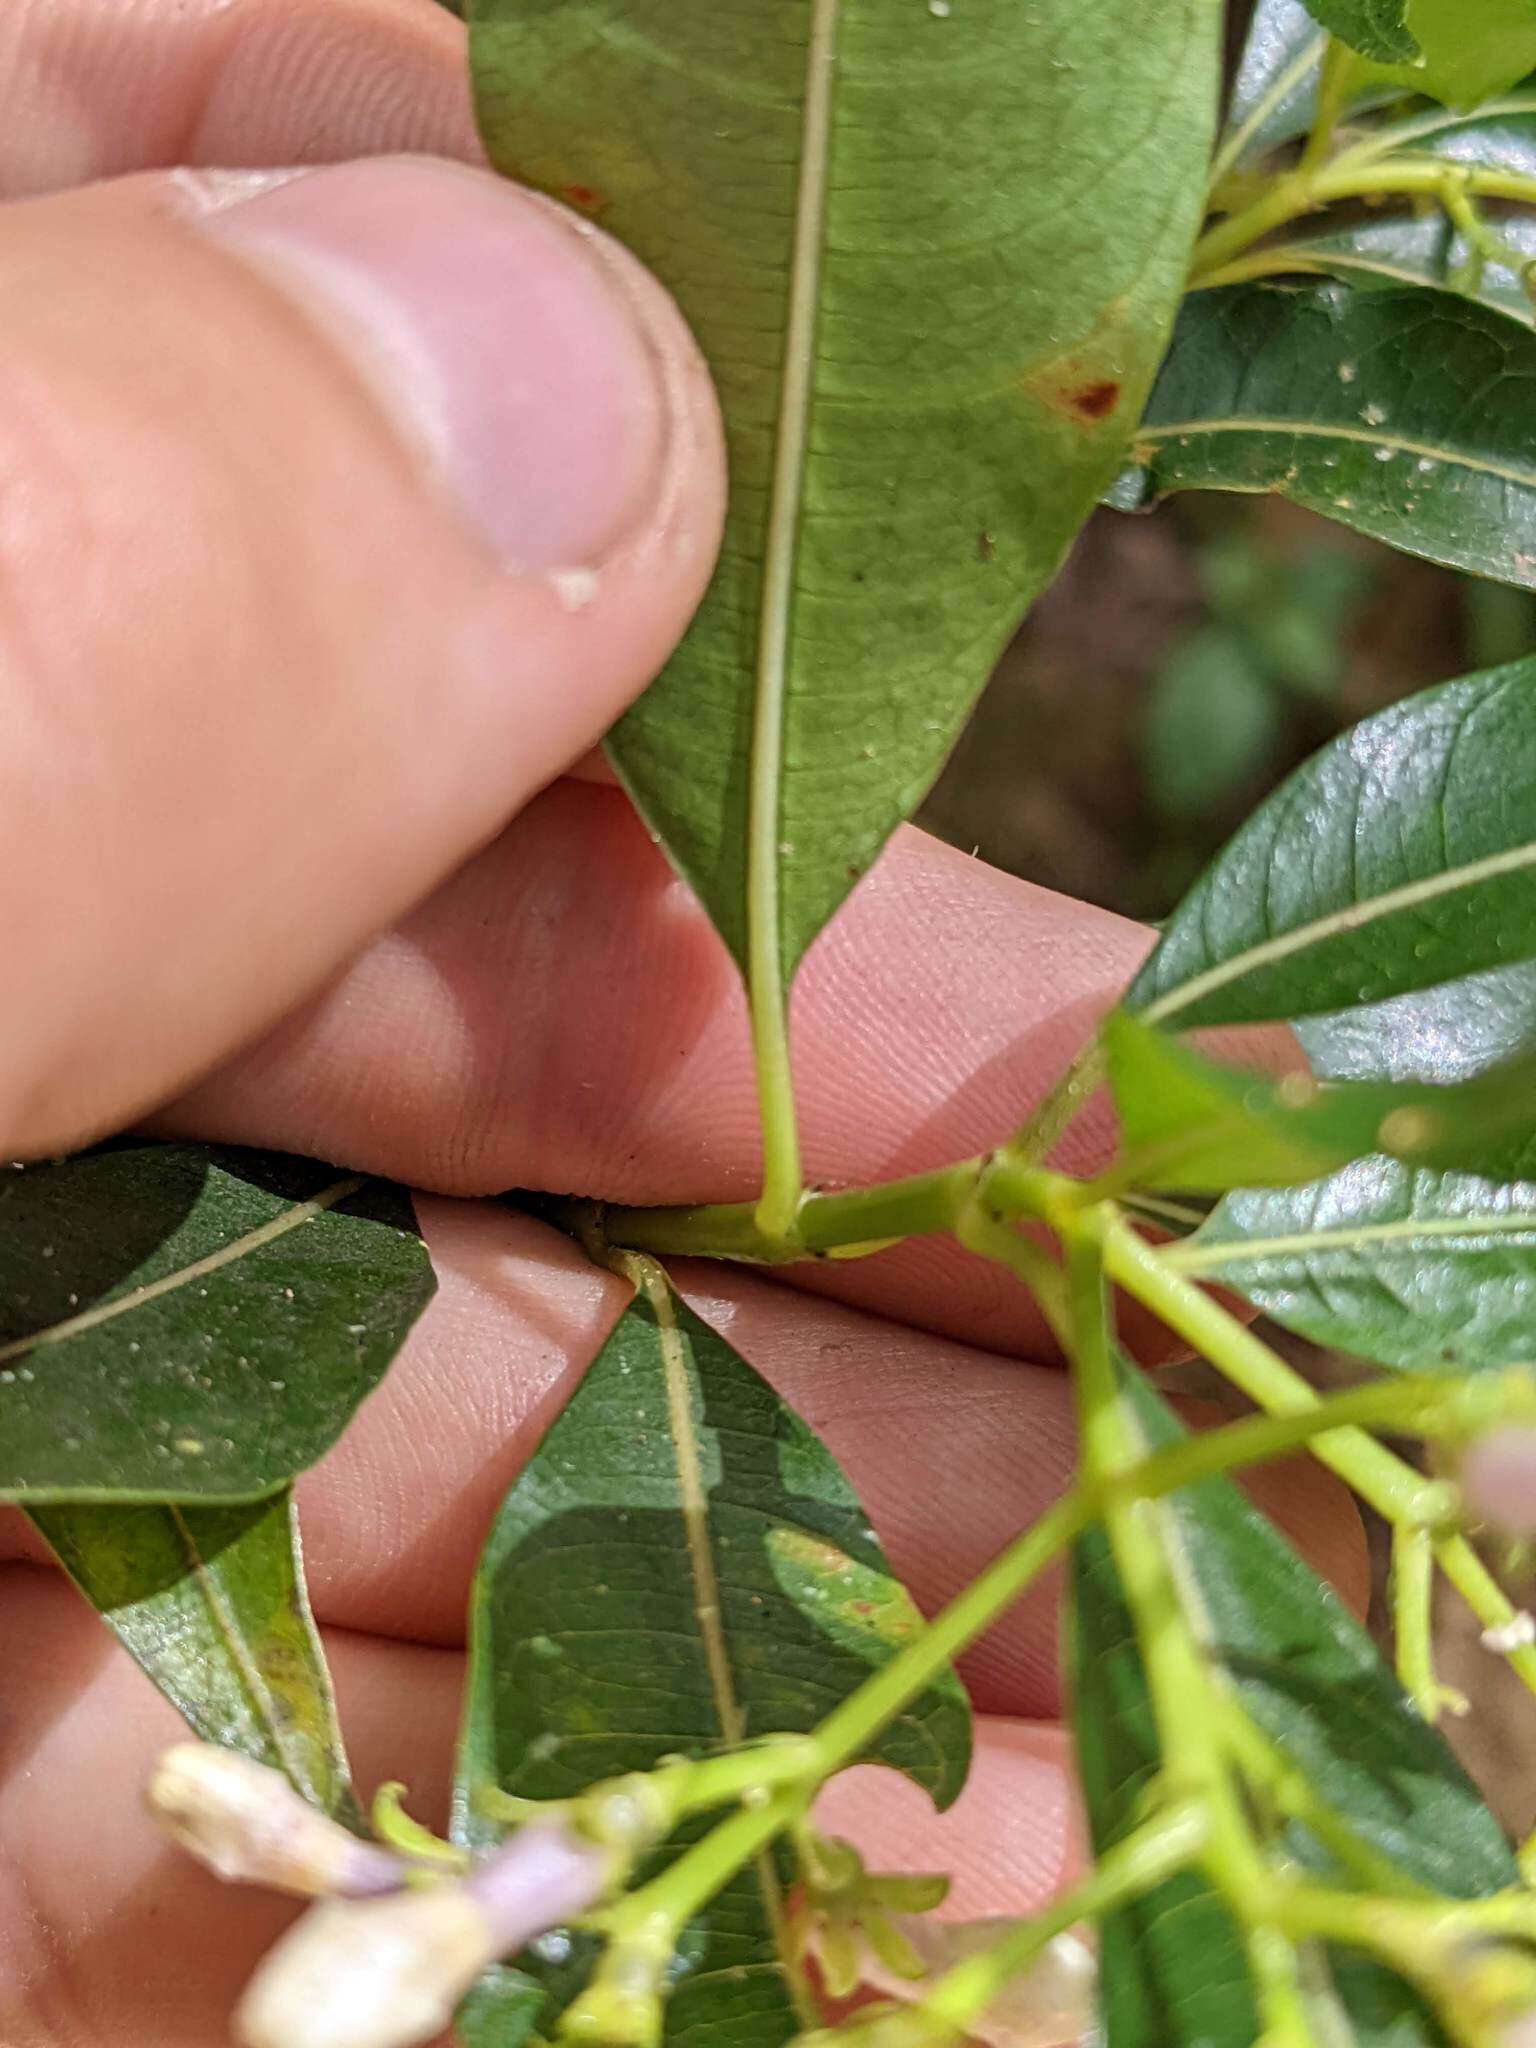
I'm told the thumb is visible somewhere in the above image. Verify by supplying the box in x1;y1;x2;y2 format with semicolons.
0;155;723;1156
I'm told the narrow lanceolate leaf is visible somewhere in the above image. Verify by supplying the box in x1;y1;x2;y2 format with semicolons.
1265;93;1536;322
453;1265;970;2048
1215;0;1330;178
29;1492;353;1816
1179;962;1536;1374
1124;661;1536;1031
1102;1009;1536;1194
1113;283;1536;590
1073;1372;1514;2046
467;0;1219;982
1175;1159;1536;1373
0;1145;434;1502
1299;0;1416;64
1283;212;1536;328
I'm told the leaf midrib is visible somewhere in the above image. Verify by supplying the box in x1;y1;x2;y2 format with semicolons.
1140;837;1536;1025
1174;1203;1536;1272
1137;415;1536;492
747;0;837;988
0;1176;364;1364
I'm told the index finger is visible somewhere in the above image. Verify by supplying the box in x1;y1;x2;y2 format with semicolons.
2;0;479;198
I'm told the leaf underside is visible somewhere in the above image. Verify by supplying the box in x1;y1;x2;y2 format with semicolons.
467;0;1219;979
1073;1373;1514;2046
453;1279;970;2047
0;1145;435;1502
30;1491;354;1815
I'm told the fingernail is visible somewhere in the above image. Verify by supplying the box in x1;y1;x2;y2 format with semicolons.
194;157;677;570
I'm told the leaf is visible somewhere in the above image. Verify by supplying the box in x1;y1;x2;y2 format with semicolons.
1114;281;1536;590
466;0;1220;981
1103;1010;1536;1193
29;1492;354;1816
1358;0;1536;108
1072;1371;1515;2045
1216;0;1331;177
0;1145;435;1503
1283;210;1536;327
1175;1157;1536;1372
1173;963;1536;1374
1123;660;1536;1031
1262;92;1536;322
1299;0;1417;65
453;1268;970;2046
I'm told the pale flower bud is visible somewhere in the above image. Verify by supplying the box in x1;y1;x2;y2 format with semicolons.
237;1822;612;2048
147;1745;402;1898
238;1886;498;2048
1460;1426;1536;1534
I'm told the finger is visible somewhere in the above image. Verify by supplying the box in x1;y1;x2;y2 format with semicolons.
0;162;723;1158
162;780;1282;1358
1;1205;1364;1722
0;1563;464;2048
1;0;479;198
0;1560;1070;2047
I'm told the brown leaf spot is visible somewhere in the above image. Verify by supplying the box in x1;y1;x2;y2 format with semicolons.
562;183;607;213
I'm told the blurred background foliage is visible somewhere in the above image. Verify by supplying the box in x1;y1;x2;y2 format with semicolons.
922;499;1536;924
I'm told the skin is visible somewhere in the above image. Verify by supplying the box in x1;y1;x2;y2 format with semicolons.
0;4;1366;2041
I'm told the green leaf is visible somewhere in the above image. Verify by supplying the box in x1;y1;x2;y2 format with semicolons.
1103;1009;1536;1193
466;0;1220;980
1172;964;1536;1374
1073;1372;1515;2045
1358;0;1536;108
1114;282;1536;590
29;1492;353;1816
1284;210;1536;327
1175;1158;1536;1372
1124;660;1536;1030
1216;0;1331;176
453;1268;970;2046
0;1145;435;1503
1262;92;1536;321
1299;0;1417;65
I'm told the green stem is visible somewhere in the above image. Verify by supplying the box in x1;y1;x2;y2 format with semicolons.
1101;1218;1454;1528
865;1802;1209;2042
1296;38;1355;176
1434;1534;1536;1699
1190;158;1536;286
1008;1039;1107;1167
1393;1524;1466;1721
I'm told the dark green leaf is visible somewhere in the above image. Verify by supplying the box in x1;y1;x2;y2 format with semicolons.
1177;1158;1536;1372
1216;0;1331;176
1114;282;1536;589
1283;210;1536;327
1104;1010;1536;1193
29;1492;353;1815
1073;1372;1514;2045
0;1145;434;1502
453;1272;970;2046
1300;0;1416;65
1176;963;1536;1373
1125;661;1536;1030
467;0;1220;979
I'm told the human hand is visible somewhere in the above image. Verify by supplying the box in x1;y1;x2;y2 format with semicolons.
0;4;1364;2042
